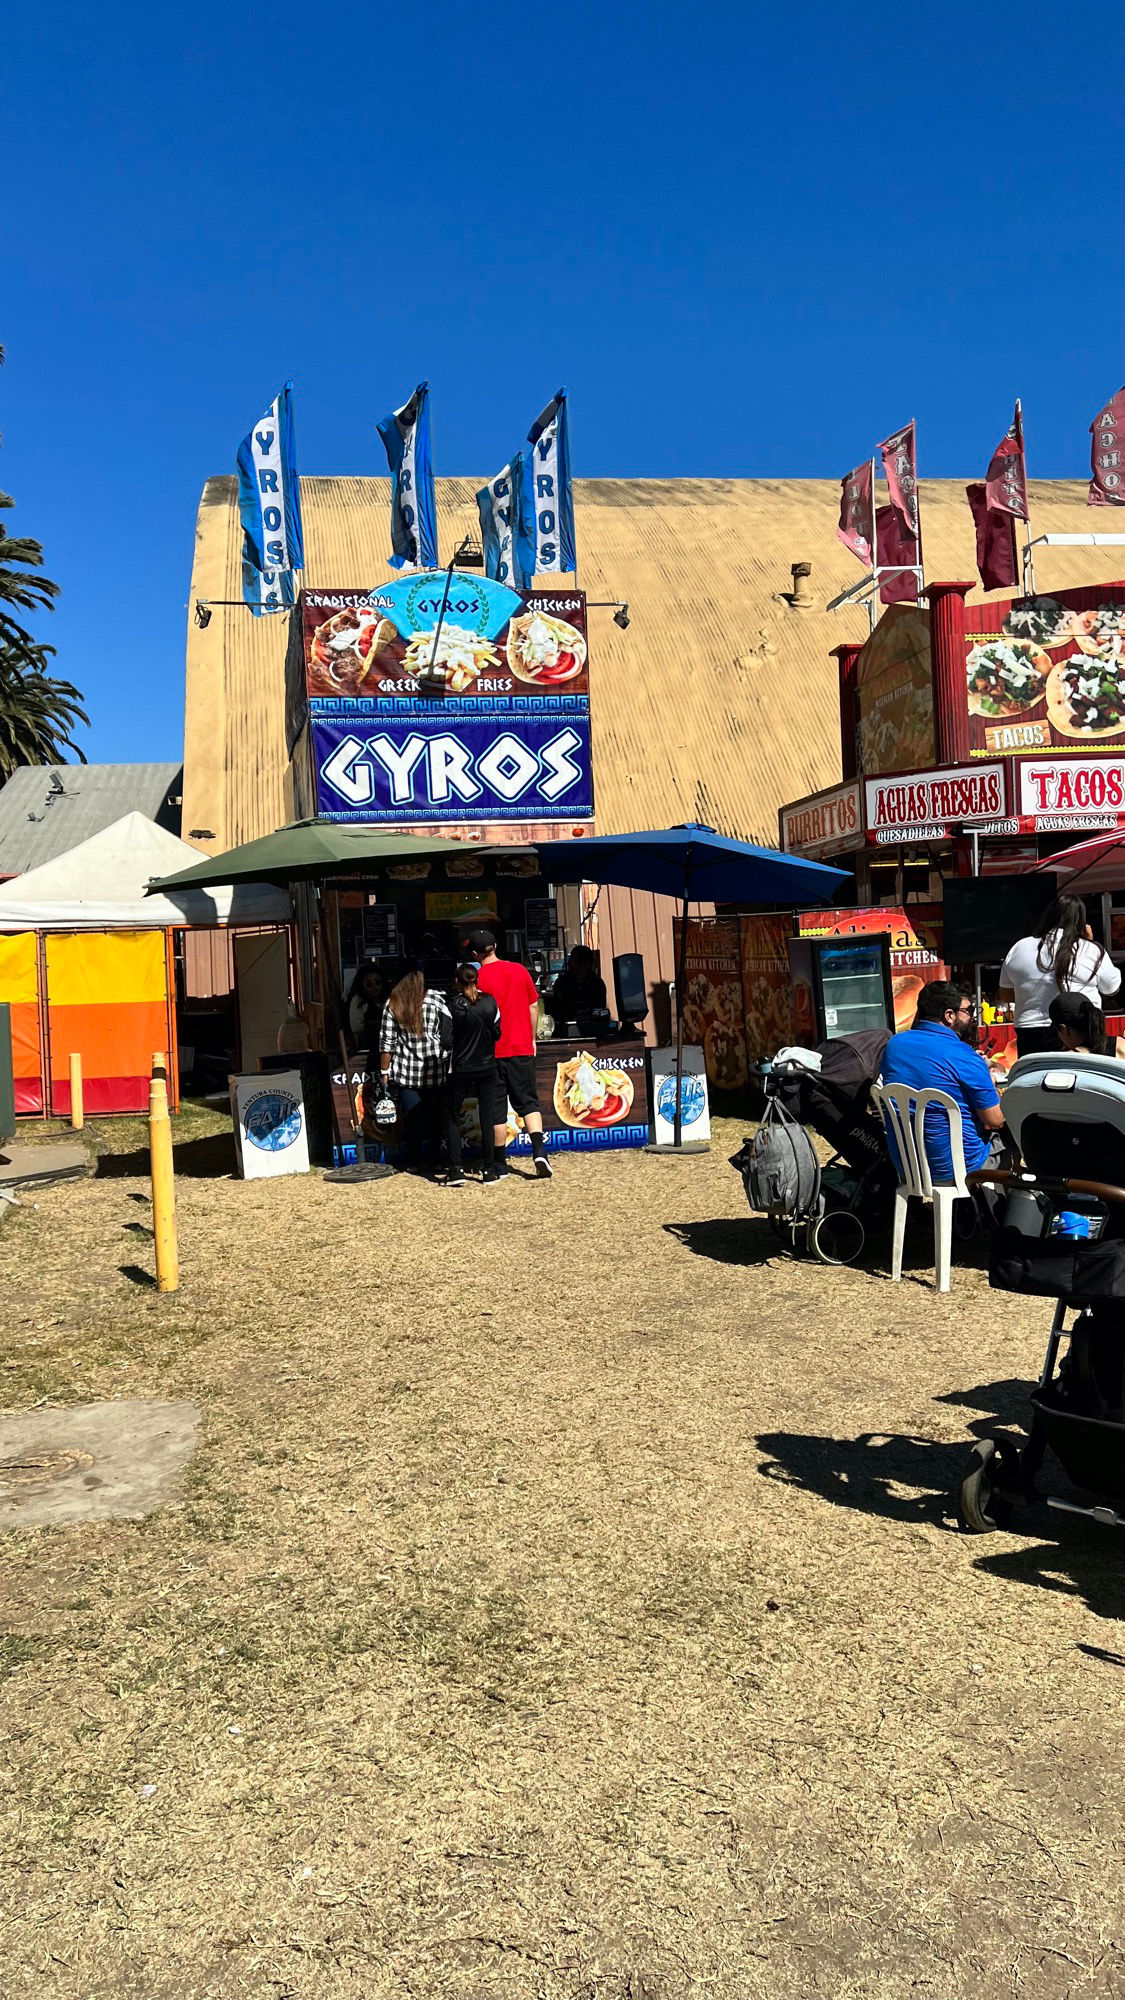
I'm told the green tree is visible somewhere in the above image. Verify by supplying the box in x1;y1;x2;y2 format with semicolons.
0;354;89;775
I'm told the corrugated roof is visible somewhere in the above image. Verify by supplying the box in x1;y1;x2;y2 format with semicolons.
183;475;1125;851
0;763;183;878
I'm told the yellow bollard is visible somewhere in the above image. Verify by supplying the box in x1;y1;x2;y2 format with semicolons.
149;1052;179;1294
68;1052;84;1131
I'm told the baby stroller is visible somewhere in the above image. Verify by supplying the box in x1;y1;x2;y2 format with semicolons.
959;1050;1125;1533
731;1029;898;1266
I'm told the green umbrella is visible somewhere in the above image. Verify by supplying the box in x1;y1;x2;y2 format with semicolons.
148;821;472;892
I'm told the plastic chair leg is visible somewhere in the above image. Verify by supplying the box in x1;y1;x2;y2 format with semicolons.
891;1185;909;1281
934;1190;953;1292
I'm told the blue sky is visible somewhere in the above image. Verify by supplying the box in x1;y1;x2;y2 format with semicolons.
4;0;1122;762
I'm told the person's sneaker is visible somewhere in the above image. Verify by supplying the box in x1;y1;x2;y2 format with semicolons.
534;1154;554;1179
480;1169;505;1187
445;1174;467;1188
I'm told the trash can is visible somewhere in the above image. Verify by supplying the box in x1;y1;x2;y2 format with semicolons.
0;1004;14;1143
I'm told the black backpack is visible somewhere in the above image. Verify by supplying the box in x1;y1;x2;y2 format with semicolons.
732;1099;821;1220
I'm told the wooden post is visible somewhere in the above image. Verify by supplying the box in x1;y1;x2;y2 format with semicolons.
68;1053;84;1131
149;1052;179;1294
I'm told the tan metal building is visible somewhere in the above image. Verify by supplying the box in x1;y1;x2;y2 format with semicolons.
183;474;1122;1009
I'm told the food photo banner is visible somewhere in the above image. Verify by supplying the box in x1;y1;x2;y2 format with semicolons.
287;576;594;825
965;584;1125;759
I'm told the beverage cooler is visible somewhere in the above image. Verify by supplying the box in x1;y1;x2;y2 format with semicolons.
788;933;894;1044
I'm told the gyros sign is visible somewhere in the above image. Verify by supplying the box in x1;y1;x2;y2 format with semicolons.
864;764;1005;841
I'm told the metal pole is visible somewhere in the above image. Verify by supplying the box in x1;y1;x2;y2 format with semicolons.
423;537;471;688
673;878;690;1149
971;831;983;1025
149;1053;179;1294
68;1053;84;1131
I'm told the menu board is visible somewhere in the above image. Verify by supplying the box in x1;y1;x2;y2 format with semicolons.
673;916;748;1089
740;914;794;1062
289;577;594;826
965;584;1125;760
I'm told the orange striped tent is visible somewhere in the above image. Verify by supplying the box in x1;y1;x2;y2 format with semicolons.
0;813;290;1116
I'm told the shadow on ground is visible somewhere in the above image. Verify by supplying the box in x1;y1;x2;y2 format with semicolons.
757;1377;1125;1621
664;1207;990;1278
96;1133;236;1180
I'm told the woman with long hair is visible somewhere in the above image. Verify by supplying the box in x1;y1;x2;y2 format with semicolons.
999;894;1122;1058
445;961;503;1188
378;966;451;1171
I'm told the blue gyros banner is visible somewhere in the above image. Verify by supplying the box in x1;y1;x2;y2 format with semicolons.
237;384;304;614
377;381;439;571
241;544;296;615
312;707;593;823
516;388;576;577
476;460;526;591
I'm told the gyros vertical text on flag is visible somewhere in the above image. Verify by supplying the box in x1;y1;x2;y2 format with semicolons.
377;382;439;570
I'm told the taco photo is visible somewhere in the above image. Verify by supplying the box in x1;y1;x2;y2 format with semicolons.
965;638;1051;717
553;1051;634;1128
1045;650;1125;740
506;610;587;686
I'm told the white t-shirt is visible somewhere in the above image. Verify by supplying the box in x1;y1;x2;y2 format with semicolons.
999;930;1121;1027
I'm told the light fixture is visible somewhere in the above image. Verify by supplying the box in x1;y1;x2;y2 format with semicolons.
195;600;213;629
588;599;631;631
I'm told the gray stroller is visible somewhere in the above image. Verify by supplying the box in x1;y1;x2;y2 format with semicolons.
960;1050;1125;1533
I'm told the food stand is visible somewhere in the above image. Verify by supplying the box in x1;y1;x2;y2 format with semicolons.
775;578;1125;1069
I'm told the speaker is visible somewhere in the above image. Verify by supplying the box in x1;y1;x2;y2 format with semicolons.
613;953;648;1024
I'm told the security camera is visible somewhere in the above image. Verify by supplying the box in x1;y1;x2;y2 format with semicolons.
613;602;630;630
195;600;213;629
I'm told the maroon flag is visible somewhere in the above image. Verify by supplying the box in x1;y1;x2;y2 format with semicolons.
984;401;1028;520
837;461;874;566
875;503;919;603
1089;387;1125;506
879;419;919;537
967;482;1019;591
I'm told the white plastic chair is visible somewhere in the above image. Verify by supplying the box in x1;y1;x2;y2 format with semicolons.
870;1082;969;1293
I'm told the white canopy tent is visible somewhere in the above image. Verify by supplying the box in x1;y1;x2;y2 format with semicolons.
0;813;291;931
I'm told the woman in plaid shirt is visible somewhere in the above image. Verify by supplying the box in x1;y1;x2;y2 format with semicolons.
379;970;452;1171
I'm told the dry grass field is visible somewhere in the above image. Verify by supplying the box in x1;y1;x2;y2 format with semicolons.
1;1104;1124;2000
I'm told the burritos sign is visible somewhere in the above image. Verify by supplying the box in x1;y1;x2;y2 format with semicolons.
864;763;1004;842
780;779;863;857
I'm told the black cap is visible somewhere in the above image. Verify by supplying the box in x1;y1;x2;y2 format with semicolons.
466;927;496;954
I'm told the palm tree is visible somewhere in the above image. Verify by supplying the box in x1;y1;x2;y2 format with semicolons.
0;639;88;780
0;489;60;671
0;346;88;773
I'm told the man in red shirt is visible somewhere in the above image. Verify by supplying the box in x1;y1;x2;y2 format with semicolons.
468;928;553;1178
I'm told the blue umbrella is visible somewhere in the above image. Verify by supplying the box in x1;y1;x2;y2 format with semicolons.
536;823;850;1146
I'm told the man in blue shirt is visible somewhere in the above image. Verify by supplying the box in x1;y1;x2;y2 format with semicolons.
880;981;1004;1182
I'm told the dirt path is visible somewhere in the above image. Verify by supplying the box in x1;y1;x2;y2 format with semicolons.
1;1113;1123;1998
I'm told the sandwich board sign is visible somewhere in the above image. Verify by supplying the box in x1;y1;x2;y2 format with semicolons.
231;1070;310;1179
647;1045;711;1147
